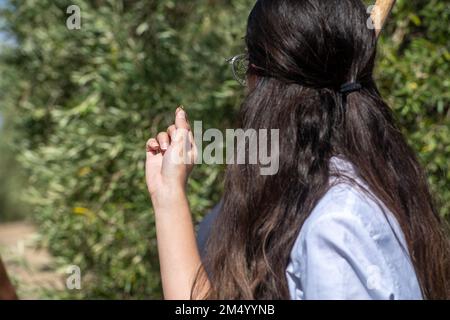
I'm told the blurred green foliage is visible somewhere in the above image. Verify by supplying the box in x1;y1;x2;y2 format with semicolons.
0;0;448;298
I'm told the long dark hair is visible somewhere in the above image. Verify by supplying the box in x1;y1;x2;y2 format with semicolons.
194;0;450;299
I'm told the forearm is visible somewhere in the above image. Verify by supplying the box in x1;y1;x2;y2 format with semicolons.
153;190;210;300
146;107;208;299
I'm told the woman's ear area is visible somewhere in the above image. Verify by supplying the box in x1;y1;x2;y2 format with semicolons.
247;74;258;91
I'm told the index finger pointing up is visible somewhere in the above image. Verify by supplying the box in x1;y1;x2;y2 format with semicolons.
175;106;191;130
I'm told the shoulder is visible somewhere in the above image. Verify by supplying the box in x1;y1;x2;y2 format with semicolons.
298;185;372;255
286;182;399;299
298;156;405;254
302;181;386;238
295;179;409;260
286;180;422;299
304;157;390;236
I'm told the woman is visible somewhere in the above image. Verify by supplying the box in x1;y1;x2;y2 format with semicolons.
145;0;450;299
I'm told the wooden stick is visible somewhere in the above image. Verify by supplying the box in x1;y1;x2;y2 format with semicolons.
371;0;396;37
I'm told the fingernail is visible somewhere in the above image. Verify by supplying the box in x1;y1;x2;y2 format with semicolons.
161;142;168;150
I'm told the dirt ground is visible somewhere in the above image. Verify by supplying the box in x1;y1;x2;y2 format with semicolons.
0;221;64;299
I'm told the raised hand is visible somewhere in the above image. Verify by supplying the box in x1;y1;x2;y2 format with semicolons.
145;107;197;208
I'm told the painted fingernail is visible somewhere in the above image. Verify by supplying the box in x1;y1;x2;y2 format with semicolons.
147;143;156;152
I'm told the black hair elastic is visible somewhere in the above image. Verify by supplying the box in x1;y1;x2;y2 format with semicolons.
339;82;362;95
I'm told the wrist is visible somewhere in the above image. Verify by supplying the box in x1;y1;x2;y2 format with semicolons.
150;185;188;212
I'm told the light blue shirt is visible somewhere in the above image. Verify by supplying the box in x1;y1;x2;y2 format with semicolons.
286;157;423;300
